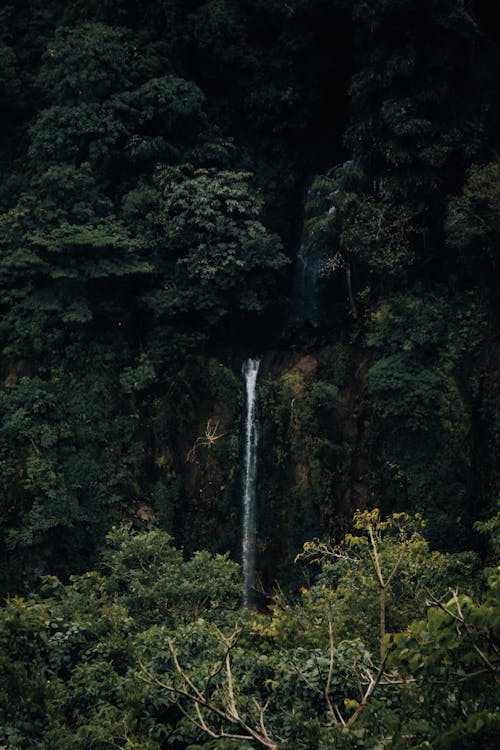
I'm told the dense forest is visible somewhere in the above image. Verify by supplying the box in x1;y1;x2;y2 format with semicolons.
0;1;499;748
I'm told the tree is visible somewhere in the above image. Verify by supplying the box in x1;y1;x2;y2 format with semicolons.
147;164;288;327
446;160;500;287
0;525;241;749
365;290;487;547
0;163;152;359
0;512;495;750
139;510;485;750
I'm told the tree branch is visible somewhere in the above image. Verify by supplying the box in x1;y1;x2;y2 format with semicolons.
138;633;280;749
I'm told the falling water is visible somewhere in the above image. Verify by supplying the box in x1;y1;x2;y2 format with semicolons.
294;232;322;328
241;357;260;607
284;159;357;335
285;183;321;332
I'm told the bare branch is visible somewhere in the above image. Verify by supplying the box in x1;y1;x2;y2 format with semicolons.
385;543;407;588
138;633;280;749
345;652;388;729
367;523;385;588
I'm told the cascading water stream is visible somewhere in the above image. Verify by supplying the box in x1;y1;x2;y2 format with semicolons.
239;160;355;605
284;159;356;335
286;183;321;332
241;357;260;607
294;224;322;328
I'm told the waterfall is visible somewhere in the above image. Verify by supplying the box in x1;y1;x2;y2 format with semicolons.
241;357;260;607
285;159;356;335
294;229;322;328
285;183;321;333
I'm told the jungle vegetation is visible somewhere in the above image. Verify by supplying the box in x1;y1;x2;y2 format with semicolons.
0;1;499;747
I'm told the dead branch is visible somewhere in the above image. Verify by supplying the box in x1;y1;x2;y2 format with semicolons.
295;539;355;565
345;652;388;729
186;418;228;463
138;630;279;749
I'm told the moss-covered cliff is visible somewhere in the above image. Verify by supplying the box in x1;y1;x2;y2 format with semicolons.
0;0;498;595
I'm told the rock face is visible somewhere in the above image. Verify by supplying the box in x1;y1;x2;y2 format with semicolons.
254;344;374;588
126;322;497;593
148;344;374;591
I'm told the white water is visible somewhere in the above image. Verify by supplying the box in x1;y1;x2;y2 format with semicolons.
241;357;260;607
285;160;356;334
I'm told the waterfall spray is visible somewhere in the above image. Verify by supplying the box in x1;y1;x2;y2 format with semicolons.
241;357;260;607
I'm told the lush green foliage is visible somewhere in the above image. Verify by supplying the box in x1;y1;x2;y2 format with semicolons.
0;3;499;744
0;512;497;749
365;290;487;546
